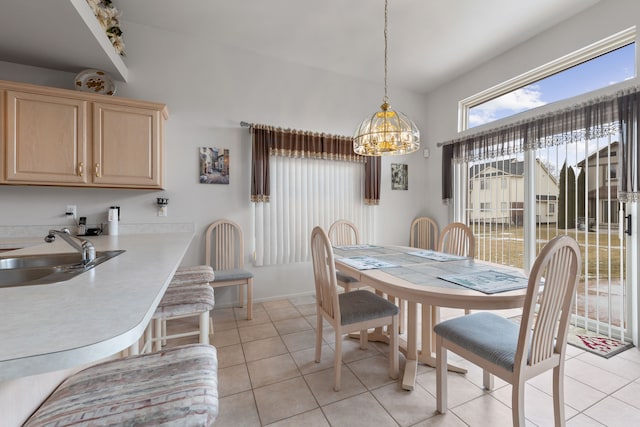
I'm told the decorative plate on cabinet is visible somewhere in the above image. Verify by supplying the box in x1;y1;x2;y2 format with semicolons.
74;69;116;95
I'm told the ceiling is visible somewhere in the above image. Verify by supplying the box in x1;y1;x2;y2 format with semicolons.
0;0;601;94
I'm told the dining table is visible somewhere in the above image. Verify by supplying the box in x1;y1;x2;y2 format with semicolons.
333;244;530;391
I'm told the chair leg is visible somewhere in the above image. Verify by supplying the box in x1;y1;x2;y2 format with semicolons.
315;312;323;363
238;282;244;308
436;335;448;414
246;279;253;320
483;369;494;390
199;311;210;345
334;329;342;392
359;329;368;349
553;365;566;427
389;314;399;379
512;380;525;427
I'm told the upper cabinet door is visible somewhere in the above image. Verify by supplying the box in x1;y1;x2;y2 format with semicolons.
92;102;163;188
5;90;88;184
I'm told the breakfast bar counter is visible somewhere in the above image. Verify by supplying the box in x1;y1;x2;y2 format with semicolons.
0;232;194;381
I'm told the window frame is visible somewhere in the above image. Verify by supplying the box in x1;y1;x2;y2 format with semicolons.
458;27;636;131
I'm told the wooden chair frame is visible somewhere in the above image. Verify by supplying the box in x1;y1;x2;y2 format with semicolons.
409;216;439;250
436;235;582;426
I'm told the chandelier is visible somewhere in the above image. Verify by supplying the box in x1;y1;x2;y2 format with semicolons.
353;0;420;156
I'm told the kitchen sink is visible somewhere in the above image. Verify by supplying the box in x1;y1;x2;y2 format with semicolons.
0;250;125;287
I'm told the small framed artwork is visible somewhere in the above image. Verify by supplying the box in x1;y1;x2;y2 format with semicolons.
391;163;408;190
199;147;230;184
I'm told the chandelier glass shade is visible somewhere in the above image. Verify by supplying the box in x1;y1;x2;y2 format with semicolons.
353;0;420;156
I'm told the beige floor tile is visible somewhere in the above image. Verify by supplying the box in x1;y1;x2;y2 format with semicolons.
409;412;468;427
253;377;318;425
416;370;487;408
616;347;640;365
233;306;252;320
584;396;640;426
267;306;302;322
273;317;313;335
576;351;640;381
527;369;607;412
218;363;252;397
212;319;238;332
247;353;300;388
217;343;246;368
566;413;606;426
612;381;640;409
291;344;336;375
328;336;380;363
236;310;272;329
372;382;438;426
491;382;579;426
239;322;279;343
449;394;513;426
304;366;366;406
264;408;329;427
322;392;399;427
348;354;398;390
296;303;317;316
288;295;316;306
213;390;261;427
212;307;236;322
262;299;294;310
242;336;288;362
212;327;241;347
564;357;630;394
281;329;317;353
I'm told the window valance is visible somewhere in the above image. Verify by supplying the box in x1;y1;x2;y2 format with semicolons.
439;86;640;203
250;124;381;205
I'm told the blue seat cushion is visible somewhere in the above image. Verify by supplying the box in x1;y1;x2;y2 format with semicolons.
434;312;520;372
336;270;359;284
338;290;399;326
212;268;253;282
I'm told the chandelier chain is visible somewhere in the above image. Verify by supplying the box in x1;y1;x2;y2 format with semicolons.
383;0;388;104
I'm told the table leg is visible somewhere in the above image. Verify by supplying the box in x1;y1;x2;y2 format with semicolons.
417;304;467;374
402;301;418;390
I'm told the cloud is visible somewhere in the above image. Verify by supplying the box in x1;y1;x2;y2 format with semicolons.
469;85;547;127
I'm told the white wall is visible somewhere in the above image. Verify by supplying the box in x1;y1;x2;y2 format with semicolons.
0;21;436;306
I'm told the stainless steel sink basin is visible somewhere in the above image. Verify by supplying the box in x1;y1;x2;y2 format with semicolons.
0;250;125;287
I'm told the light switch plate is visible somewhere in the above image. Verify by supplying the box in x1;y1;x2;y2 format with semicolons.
423;148;430;158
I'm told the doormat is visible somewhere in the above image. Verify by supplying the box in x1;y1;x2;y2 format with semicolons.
567;325;634;358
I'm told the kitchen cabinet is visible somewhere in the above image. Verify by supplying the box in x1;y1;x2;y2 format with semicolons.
1;80;167;189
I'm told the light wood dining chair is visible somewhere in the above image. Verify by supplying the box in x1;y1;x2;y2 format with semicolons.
328;219;361;292
205;219;254;320
438;222;475;257
409;216;439;250
310;226;399;391
434;235;581;426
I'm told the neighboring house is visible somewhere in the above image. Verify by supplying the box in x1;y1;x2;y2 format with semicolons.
468;159;558;225
576;141;620;226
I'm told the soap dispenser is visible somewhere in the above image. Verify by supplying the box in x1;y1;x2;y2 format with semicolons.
107;206;119;236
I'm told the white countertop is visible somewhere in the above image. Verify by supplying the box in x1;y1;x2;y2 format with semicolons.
0;232;194;381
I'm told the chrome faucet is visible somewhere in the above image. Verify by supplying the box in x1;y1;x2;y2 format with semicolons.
45;228;96;265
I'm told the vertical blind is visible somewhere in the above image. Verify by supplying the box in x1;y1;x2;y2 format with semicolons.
250;124;379;266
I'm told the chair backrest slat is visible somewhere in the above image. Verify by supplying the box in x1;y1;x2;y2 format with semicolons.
438;222;475;257
516;235;581;371
311;227;340;323
328;220;360;246
410;217;439;250
205;219;245;270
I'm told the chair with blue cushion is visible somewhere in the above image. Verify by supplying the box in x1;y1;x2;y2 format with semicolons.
310;226;399;391
205;219;254;320
434;235;581;426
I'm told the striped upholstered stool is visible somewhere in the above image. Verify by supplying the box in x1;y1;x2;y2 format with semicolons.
24;344;219;427
171;265;215;287
142;284;215;353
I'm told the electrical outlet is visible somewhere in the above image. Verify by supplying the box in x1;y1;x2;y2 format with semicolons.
66;205;77;220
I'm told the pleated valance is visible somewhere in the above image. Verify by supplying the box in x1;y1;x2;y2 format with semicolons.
250;124;381;205
439;86;640;203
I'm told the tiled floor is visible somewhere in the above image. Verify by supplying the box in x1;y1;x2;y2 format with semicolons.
169;295;640;426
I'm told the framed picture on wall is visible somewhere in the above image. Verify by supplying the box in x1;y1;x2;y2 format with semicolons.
391;163;408;190
199;147;230;184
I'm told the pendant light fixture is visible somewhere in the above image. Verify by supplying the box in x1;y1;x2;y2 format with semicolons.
353;0;420;156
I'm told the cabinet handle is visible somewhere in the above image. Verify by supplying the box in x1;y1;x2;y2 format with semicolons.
95;163;101;177
77;162;84;177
